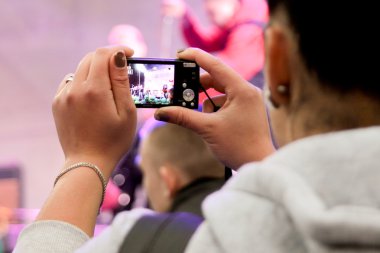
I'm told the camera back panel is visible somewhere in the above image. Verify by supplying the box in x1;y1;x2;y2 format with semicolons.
127;58;199;109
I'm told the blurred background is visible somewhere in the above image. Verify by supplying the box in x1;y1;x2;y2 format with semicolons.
0;0;208;210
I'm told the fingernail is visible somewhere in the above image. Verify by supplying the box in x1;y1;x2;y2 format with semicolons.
115;51;126;68
154;111;169;122
177;48;186;54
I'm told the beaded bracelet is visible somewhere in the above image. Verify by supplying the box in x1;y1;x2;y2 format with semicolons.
54;162;107;206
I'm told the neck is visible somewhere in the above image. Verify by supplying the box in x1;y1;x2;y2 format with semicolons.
289;83;380;141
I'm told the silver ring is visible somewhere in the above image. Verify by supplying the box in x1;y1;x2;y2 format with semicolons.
65;74;75;84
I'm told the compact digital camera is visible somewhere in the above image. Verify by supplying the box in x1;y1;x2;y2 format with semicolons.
127;58;199;109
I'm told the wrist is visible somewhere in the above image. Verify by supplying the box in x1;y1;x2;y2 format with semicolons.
41;163;105;235
54;162;108;208
233;141;275;170
247;141;276;162
63;155;118;180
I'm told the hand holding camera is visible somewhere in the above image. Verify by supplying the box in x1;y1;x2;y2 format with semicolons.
53;46;137;177
155;48;275;169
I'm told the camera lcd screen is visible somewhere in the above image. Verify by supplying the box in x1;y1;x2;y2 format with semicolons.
128;63;175;106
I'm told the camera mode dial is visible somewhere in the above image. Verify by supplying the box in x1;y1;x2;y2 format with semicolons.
183;89;195;102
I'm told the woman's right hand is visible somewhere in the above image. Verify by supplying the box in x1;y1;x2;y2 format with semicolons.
53;46;137;177
155;48;275;170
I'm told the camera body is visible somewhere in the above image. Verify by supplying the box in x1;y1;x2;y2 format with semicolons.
127;58;199;109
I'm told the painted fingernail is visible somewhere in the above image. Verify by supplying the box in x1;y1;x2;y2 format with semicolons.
154;111;169;122
115;51;126;68
177;48;187;54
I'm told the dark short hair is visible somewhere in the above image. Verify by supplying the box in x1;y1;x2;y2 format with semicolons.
267;0;379;99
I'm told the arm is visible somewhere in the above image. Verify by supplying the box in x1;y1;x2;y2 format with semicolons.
216;24;265;80
38;47;137;236
155;48;275;170
14;46;137;252
181;10;227;52
161;0;225;51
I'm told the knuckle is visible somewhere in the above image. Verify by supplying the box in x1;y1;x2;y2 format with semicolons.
176;111;186;127
191;47;201;55
193;47;206;56
113;72;129;83
52;97;60;112
241;84;263;102
174;110;192;129
125;104;137;116
250;85;263;98
65;92;77;105
206;57;224;74
84;52;94;60
175;111;186;127
84;87;99;100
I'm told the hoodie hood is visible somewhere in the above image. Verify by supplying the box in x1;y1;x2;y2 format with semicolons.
249;164;380;251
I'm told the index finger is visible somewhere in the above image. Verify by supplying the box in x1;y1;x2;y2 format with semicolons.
177;48;247;94
87;46;134;87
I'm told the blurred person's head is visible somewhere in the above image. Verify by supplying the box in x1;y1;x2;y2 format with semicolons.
108;24;147;57
264;0;380;146
204;0;241;27
139;121;224;212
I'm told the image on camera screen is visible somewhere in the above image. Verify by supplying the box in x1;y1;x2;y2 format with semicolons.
128;63;175;105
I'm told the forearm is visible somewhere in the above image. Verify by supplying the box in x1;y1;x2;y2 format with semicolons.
14;46;137;252
181;10;224;51
36;159;115;237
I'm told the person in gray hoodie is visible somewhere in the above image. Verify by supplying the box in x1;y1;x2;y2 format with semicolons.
14;0;380;252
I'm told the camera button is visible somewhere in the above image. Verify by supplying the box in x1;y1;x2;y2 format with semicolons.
191;102;195;107
182;82;187;88
183;89;195;102
182;102;187;107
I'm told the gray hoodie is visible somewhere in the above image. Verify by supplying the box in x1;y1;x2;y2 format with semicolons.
186;126;380;252
14;127;380;252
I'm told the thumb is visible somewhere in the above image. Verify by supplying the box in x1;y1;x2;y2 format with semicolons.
154;106;209;134
109;51;136;115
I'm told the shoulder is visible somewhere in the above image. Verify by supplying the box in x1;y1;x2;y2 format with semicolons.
192;161;307;252
191;181;305;252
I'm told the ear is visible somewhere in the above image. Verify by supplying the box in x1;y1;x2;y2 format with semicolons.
265;23;291;107
159;166;181;199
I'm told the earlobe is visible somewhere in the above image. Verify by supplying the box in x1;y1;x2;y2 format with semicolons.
265;24;291;108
